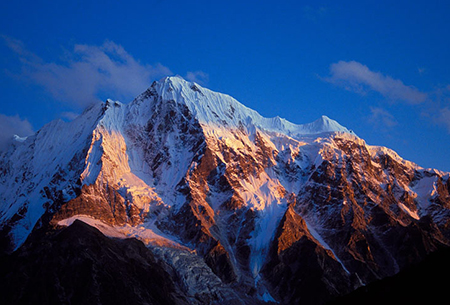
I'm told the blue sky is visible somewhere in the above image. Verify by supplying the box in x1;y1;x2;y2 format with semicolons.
1;0;450;171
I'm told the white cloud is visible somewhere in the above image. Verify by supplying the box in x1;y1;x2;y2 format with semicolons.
324;60;428;104
0;114;34;151
4;37;172;107
185;71;209;85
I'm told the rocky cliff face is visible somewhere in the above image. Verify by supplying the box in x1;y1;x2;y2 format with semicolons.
263;134;450;303
1;76;450;304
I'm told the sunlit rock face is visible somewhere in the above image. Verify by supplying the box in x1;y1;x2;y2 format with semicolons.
1;76;450;304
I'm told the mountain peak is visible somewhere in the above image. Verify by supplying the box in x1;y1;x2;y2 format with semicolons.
162;74;186;82
141;76;355;138
2;74;450;305
157;75;202;92
305;115;356;136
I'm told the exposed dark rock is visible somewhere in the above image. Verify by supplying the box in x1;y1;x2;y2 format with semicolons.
0;220;189;305
52;184;128;226
327;246;450;305
263;205;356;305
204;241;237;283
294;136;450;287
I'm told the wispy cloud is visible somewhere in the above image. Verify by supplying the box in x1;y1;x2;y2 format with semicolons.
368;107;398;130
436;107;450;132
324;60;450;134
324;60;428;104
429;85;450;133
3;37;172;107
185;71;209;85
0;114;34;151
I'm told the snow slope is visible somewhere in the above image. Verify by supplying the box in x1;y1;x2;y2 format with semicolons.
0;103;105;247
150;76;355;137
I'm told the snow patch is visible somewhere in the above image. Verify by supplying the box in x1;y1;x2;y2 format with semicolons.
13;135;28;142
58;215;187;249
398;202;420;220
304;219;350;274
58;215;126;238
412;175;438;210
238;170;289;279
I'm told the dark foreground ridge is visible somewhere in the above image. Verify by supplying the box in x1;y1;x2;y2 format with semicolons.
327;245;450;305
0;220;190;305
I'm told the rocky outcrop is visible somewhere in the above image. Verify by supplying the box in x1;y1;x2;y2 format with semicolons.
294;134;450;286
262;205;357;304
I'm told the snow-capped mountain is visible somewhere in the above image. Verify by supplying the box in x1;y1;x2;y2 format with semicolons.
1;76;450;305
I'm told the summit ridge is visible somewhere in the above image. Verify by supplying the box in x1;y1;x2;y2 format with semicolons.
145;76;354;136
1;76;449;305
